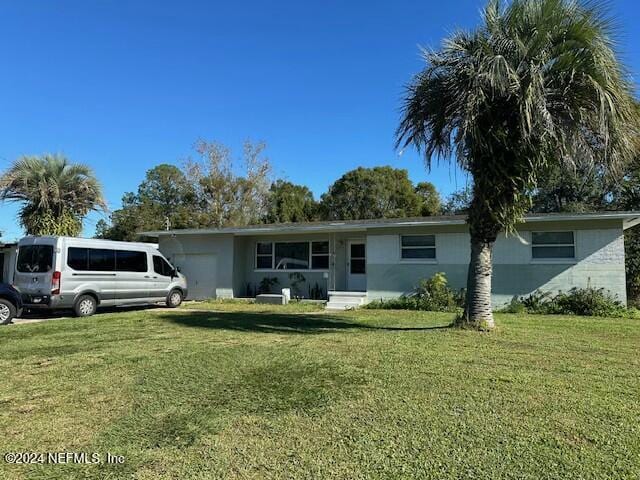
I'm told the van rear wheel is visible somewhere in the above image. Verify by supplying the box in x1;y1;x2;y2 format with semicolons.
167;290;183;308
74;295;97;317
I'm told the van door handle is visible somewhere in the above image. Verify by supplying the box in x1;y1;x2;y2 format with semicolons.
144;275;150;278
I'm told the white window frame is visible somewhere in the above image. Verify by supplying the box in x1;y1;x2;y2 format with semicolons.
530;230;576;263
399;234;437;263
254;240;330;272
255;242;274;270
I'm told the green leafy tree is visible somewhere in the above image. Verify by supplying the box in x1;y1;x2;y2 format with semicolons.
265;180;318;223
442;186;473;215
530;162;610;213
397;0;637;329
0;154;106;236
96;164;198;241
415;181;441;216
320;166;421;220
611;143;640;303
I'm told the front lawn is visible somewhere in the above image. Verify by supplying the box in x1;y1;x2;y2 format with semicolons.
181;298;325;313
0;308;638;479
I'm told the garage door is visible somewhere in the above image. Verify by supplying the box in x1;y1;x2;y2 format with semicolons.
173;253;217;300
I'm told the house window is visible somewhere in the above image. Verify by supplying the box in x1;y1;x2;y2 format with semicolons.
311;241;330;269
531;232;575;259
401;235;436;259
256;242;273;269
275;242;309;270
255;240;330;270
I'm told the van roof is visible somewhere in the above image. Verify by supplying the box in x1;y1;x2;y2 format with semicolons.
18;236;159;249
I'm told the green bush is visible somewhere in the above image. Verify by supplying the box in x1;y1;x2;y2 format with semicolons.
365;272;464;313
501;287;635;318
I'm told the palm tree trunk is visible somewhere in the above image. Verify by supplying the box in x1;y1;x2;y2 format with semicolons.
461;238;495;330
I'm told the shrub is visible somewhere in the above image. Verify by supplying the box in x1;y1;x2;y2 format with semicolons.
288;273;306;298
365;272;464;313
258;277;279;294
501;287;632;318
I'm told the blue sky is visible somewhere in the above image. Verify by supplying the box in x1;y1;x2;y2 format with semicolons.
0;0;638;241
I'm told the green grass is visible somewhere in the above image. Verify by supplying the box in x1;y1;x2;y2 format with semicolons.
1;307;639;479
181;298;325;313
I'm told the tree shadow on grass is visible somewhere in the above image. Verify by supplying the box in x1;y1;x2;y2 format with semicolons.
160;311;453;335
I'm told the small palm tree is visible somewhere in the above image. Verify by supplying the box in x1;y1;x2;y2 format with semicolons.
0;154;107;236
397;0;638;330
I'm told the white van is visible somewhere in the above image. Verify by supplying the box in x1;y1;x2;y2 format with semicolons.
14;236;188;317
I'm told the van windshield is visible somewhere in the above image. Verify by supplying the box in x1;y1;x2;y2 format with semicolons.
17;245;54;273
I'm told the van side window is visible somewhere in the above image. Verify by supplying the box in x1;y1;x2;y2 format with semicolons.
116;250;148;272
89;249;115;271
67;248;89;270
153;256;173;276
67;248;116;271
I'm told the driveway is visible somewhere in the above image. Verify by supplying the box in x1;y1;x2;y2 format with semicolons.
5;305;167;326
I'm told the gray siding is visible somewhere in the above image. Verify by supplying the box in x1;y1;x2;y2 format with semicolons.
233;232;355;298
158;234;234;299
156;218;628;306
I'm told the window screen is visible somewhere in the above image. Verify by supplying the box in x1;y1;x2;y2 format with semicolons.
349;243;366;274
255;241;330;270
531;232;575;259
256;242;273;269
311;241;330;269
401;235;436;259
275;242;309;270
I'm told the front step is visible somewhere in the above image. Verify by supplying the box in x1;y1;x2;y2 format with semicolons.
326;291;368;310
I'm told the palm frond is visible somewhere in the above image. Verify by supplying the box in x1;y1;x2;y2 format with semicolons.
0;154;107;235
396;0;638;233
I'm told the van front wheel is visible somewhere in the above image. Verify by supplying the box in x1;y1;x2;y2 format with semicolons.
0;299;17;325
74;295;97;317
167;290;183;308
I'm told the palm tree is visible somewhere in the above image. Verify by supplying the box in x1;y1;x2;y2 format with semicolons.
0;154;107;236
396;0;638;330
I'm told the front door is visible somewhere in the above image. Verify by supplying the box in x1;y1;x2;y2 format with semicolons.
347;240;366;291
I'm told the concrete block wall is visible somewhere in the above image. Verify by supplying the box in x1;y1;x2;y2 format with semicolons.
366;224;627;306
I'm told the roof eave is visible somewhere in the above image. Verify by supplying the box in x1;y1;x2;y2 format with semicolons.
140;212;640;238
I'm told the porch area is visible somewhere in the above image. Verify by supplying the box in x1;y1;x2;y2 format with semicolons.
232;232;368;306
326;291;368;310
